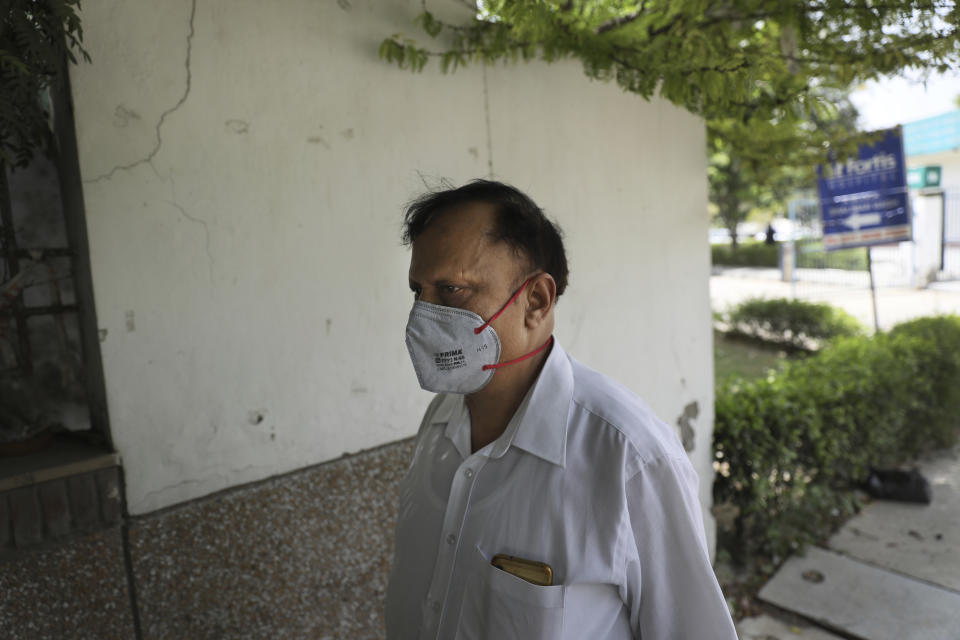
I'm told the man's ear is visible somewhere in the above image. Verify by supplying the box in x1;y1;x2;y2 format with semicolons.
524;273;557;329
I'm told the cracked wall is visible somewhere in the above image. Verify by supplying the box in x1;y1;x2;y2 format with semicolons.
67;0;716;549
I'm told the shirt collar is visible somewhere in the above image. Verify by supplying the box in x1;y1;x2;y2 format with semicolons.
429;339;573;467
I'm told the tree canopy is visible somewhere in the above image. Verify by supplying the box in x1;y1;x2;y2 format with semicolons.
708;85;860;244
381;1;958;244
381;1;959;173
0;0;89;168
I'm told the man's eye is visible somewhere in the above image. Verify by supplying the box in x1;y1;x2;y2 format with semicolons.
442;285;461;294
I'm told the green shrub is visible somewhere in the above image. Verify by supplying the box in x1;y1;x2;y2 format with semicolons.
795;239;868;271
722;297;863;350
711;241;780;268
710;237;868;271
713;315;960;565
888;316;960;447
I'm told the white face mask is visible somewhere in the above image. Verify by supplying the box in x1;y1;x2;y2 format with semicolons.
405;278;553;394
405;301;502;394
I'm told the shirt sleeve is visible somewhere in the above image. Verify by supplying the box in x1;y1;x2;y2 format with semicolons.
621;454;738;639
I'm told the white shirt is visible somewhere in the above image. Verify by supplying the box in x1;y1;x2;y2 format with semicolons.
385;341;737;640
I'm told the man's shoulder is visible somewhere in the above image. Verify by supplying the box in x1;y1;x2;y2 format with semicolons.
567;355;686;467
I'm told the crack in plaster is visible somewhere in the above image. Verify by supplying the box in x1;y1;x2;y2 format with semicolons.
482;63;494;178
85;0;197;184
137;473;221;508
81;0;215;286
153;171;215;283
136;464;265;511
163;198;214;283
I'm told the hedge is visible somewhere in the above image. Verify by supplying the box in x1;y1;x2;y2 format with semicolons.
711;238;869;271
722;297;863;351
713;315;960;565
711;241;779;268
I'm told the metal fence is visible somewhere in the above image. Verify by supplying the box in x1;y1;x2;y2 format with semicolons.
780;191;960;295
942;190;960;280
785;241;913;302
779;198;912;298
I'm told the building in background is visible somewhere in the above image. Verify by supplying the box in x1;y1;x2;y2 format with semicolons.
0;1;718;637
904;111;960;281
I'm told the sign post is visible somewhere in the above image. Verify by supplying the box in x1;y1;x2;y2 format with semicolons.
817;127;911;331
866;248;879;332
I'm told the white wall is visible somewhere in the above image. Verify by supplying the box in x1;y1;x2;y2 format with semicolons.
485;63;715;547
907;152;955;285
911;193;944;286
908;150;960;191
70;0;714;549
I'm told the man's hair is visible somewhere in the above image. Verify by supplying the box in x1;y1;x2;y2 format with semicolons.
401;180;569;296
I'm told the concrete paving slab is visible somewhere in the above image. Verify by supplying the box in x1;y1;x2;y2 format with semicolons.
829;445;960;592
758;547;960;640
928;280;960;293
737;614;845;639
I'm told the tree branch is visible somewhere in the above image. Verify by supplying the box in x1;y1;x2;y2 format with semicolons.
595;4;646;35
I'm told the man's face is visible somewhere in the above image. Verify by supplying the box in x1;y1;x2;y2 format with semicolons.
408;201;528;348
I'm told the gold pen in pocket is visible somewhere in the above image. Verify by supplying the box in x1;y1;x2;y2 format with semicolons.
491;554;554;586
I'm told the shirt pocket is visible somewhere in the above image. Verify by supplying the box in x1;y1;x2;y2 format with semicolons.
455;545;564;640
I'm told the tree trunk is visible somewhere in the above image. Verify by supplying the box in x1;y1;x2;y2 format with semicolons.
728;221;739;249
720;197;740;249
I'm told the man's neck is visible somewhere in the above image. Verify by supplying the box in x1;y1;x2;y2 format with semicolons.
464;342;552;453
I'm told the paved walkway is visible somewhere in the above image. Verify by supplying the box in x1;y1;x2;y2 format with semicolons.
738;444;960;640
711;267;960;331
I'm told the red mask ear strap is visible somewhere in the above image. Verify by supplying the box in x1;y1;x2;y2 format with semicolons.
473;278;533;335
482;335;554;371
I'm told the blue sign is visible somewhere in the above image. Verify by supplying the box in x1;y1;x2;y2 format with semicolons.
817;127;912;251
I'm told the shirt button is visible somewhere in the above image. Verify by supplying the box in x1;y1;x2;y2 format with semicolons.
464;468;475;478
431;600;441;612
446;533;456;545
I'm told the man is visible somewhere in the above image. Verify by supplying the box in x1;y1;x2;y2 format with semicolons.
385;180;737;639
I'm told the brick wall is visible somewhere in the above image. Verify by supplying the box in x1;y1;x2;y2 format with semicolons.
1;468;122;550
